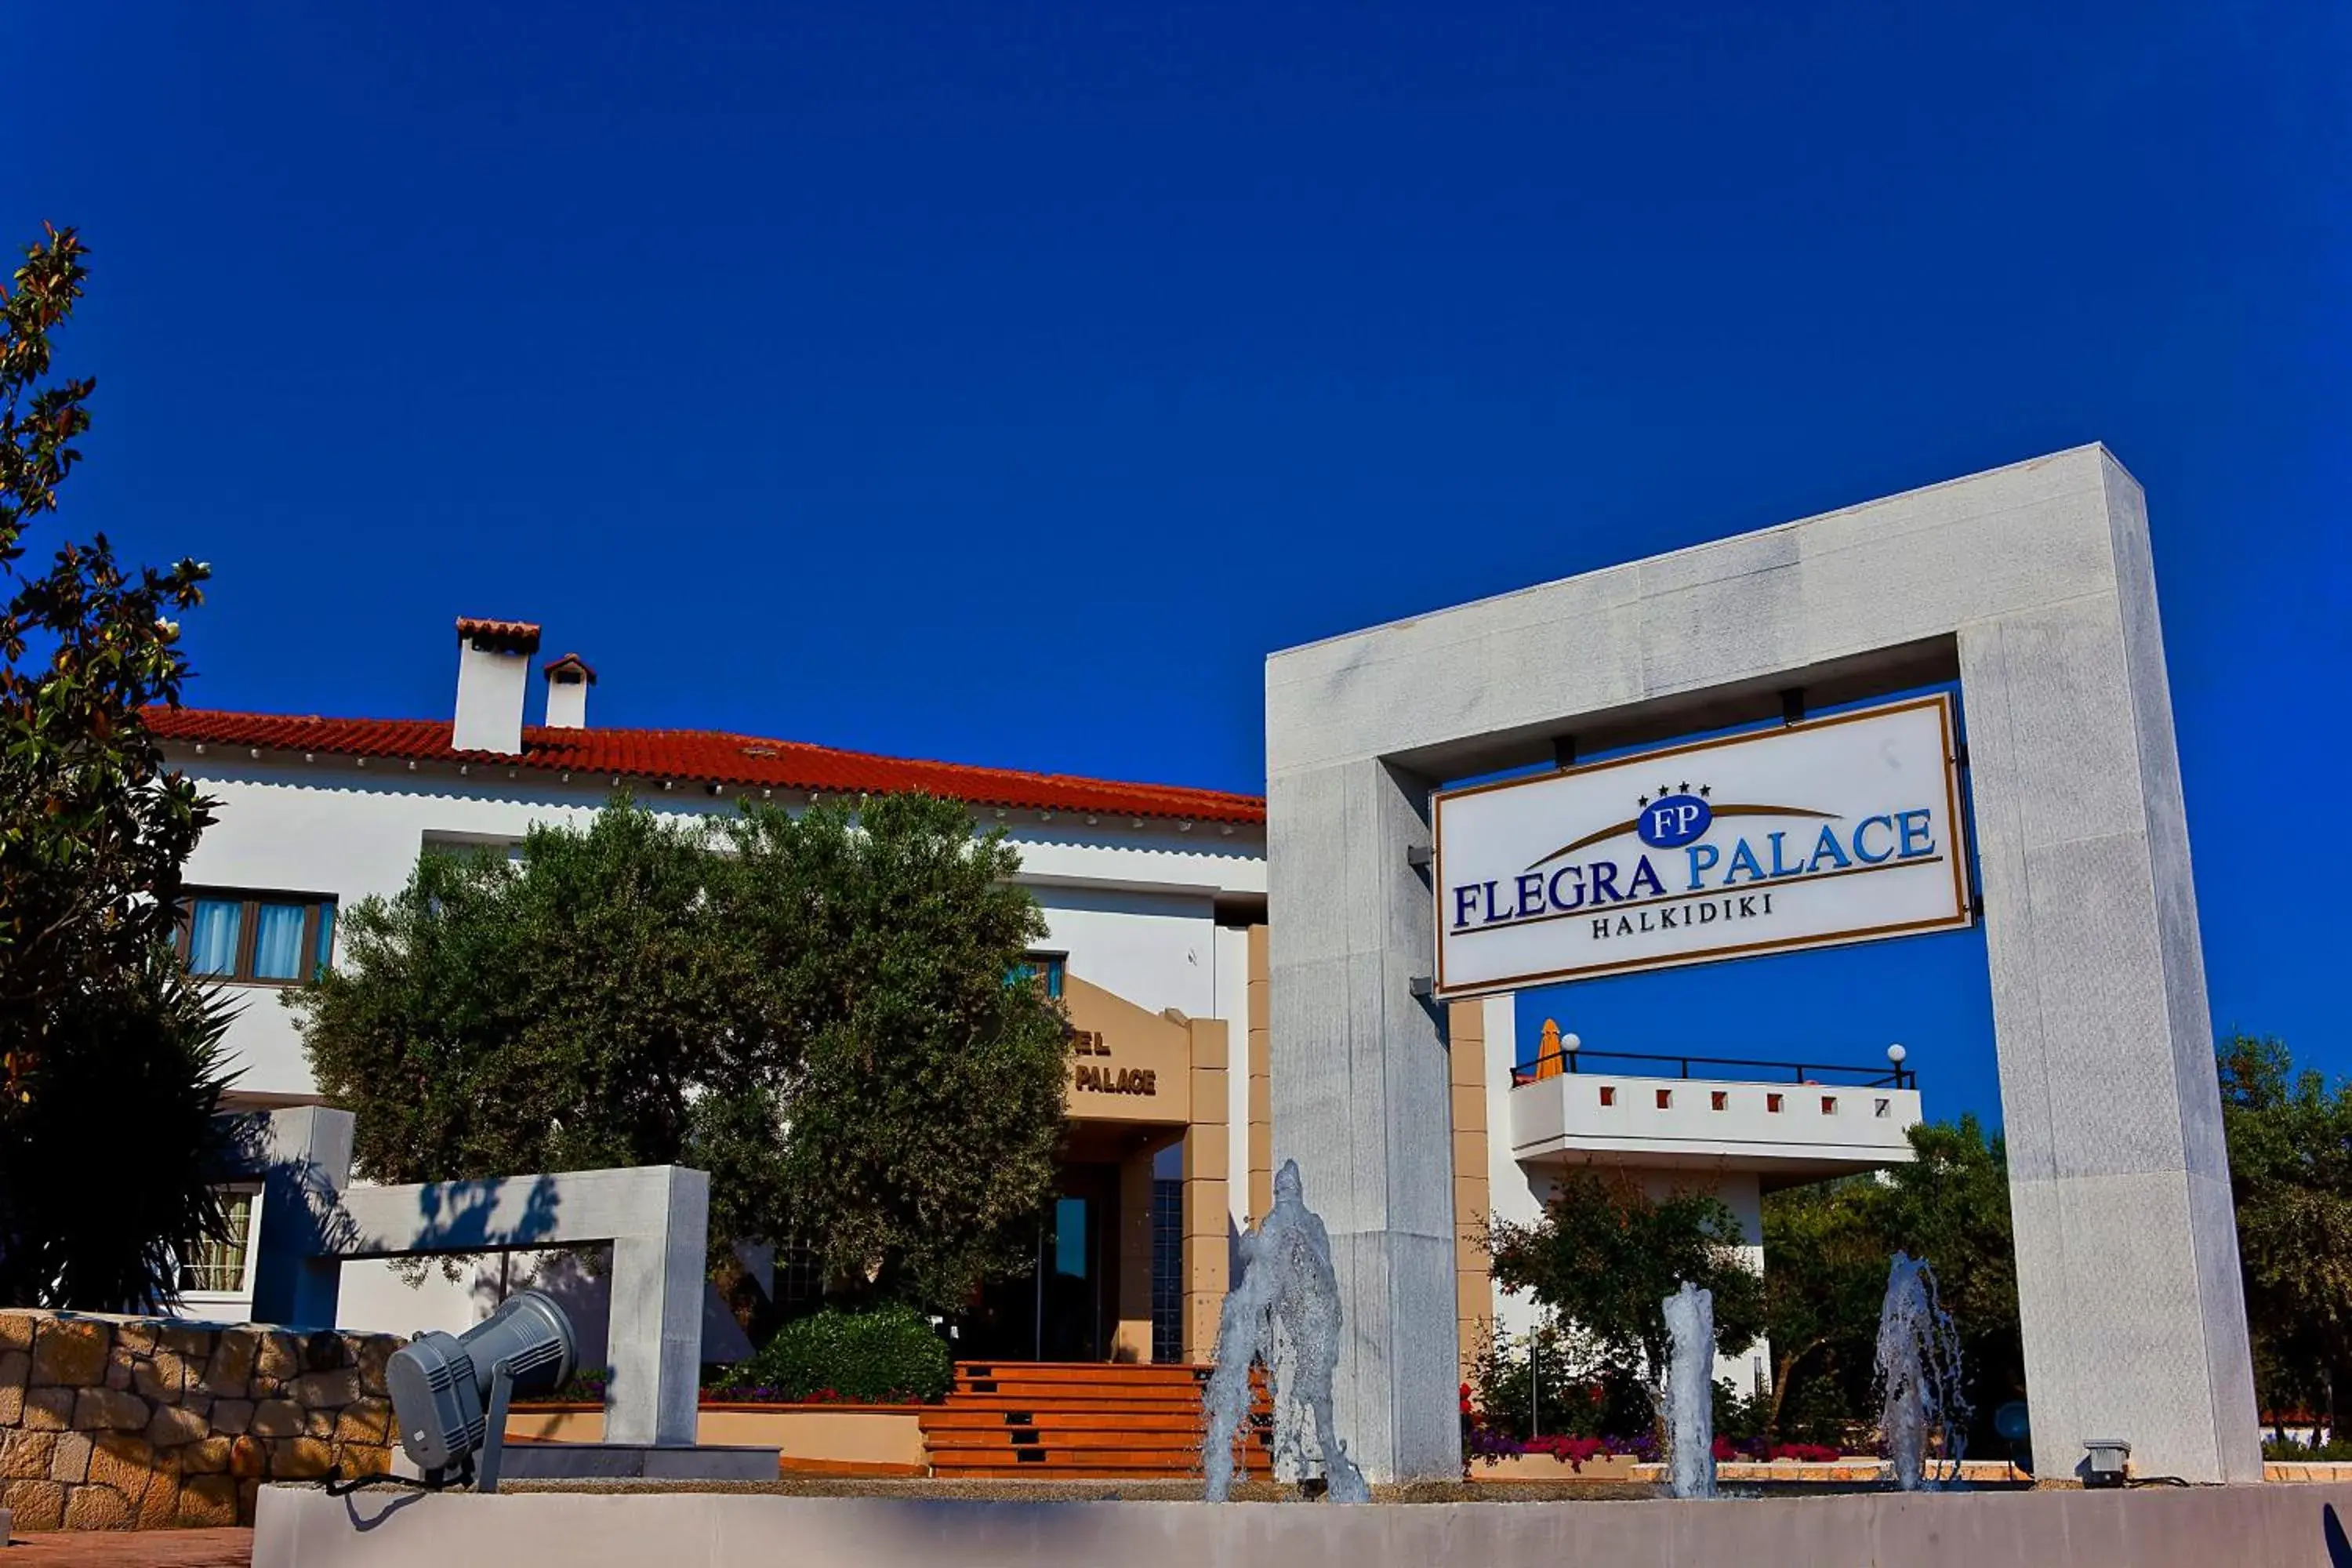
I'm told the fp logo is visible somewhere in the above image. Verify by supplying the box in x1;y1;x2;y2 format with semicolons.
1636;790;1712;849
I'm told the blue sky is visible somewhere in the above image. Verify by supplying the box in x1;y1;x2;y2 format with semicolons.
13;2;2347;1125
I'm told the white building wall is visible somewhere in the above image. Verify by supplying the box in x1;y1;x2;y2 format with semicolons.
173;758;1265;1105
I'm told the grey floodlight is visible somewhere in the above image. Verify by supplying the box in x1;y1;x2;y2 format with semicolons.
2082;1437;2131;1487
387;1289;577;1492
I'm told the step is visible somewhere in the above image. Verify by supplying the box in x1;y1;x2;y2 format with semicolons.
935;1395;1222;1414
924;1428;1261;1451
922;1411;1230;1432
931;1450;1214;1471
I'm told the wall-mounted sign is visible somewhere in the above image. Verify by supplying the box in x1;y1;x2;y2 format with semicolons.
1431;694;1971;997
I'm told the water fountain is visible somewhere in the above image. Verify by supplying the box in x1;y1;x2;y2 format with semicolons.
1661;1281;1719;1499
1875;1252;1969;1490
1200;1159;1370;1502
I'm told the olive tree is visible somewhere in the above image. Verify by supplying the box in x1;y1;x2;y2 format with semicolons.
294;792;1071;1318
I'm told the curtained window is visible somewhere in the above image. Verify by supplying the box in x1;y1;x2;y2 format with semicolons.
176;890;338;984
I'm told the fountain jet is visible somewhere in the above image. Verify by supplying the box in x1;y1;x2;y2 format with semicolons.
1661;1281;1719;1499
1875;1252;1969;1490
1201;1160;1369;1502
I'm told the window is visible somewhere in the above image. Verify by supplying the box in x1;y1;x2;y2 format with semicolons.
178;890;336;984
1711;1091;1728;1112
1011;953;1066;1000
179;1186;261;1297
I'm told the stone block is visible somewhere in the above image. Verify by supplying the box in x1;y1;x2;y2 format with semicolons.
2;1479;65;1532
115;1322;159;1358
182;1436;233;1475
357;1337;397;1397
304;1409;334;1438
238;1475;260;1525
0;1430;55;1480
250;1399;303;1438
0;1348;29;1388
0;1385;19;1426
199;1331;258;1396
293;1367;361;1409
103;1345;137;1390
177;1473;238;1528
20;1388;71;1430
158;1325;211;1361
211;1399;254;1435
254;1333;299;1387
0;1313;35;1354
63;1483;131;1530
272;1436;334;1479
137;1472;182;1529
147;1403;209;1447
343;1443;392;1479
88;1432;158;1501
335;1399;390;1445
133;1348;188;1404
30;1319;108;1387
49;1431;92;1483
229;1436;267;1478
71;1387;149;1431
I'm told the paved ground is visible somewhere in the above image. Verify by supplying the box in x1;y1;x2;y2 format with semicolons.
2;1530;251;1566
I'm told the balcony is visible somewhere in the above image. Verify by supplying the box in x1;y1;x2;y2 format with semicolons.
1508;1047;1922;1188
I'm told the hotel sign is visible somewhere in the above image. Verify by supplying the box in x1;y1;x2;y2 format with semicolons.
1431;695;1971;997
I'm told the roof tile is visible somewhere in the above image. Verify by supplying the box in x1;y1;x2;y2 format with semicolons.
145;707;1265;825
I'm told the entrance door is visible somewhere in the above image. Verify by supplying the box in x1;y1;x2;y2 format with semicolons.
1036;1188;1104;1361
959;1162;1117;1362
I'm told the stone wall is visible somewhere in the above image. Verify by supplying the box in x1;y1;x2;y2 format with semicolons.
0;1310;405;1531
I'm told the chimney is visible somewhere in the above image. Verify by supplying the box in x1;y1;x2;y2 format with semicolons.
452;616;540;754
543;652;596;729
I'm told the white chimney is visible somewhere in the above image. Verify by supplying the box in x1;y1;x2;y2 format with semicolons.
452;616;540;754
543;652;595;729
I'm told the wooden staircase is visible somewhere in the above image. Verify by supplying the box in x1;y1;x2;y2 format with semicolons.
920;1361;1270;1480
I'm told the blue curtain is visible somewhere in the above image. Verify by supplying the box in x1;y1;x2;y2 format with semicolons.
312;903;336;974
188;900;241;975
252;903;306;981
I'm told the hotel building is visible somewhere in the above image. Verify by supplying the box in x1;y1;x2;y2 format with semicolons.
156;617;1922;1385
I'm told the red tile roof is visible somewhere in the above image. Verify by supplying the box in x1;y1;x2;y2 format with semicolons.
144;707;1265;826
455;617;542;654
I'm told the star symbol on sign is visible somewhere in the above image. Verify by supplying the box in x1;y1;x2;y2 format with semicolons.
1637;795;1650;808
1659;783;1672;797
1677;781;1689;793
1700;785;1711;797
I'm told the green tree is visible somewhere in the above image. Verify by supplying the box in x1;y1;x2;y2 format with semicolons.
0;226;231;1308
1755;1116;2024;1446
2217;1033;2352;1440
1487;1166;1765;1425
292;793;1072;1318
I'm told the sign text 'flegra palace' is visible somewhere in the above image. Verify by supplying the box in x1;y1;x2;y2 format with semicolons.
1428;695;1973;995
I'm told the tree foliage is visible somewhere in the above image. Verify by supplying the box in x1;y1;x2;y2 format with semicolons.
1488;1167;1766;1422
0;226;231;1308
2218;1033;2352;1436
1755;1116;2023;1446
292;792;1072;1317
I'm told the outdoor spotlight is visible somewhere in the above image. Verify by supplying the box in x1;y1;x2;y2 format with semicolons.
1886;1044;1907;1065
387;1289;577;1493
2082;1437;2131;1488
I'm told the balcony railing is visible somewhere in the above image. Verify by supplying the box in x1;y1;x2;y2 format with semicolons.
1509;1047;1915;1091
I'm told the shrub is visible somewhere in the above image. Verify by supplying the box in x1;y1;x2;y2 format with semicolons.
731;1304;951;1403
